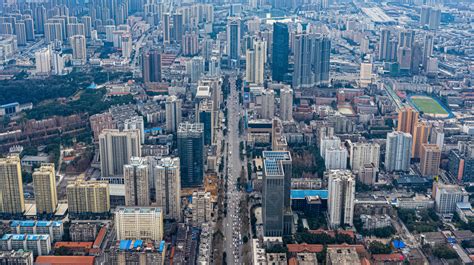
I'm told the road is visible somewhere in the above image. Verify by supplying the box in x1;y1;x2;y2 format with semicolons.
222;75;245;265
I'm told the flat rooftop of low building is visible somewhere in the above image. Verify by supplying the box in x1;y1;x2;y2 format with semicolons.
291;190;328;200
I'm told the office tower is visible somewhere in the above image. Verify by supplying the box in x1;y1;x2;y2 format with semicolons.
32;164;57;215
115;207;163;241
397;106;419;135
422;34;434;69
349;142;380;171
155;157;181;221
121;33;132;58
99;129;141;179
198;100;214;145
430;127;444;149
378;28;391;61
226;17;240;65
70;35;86;63
385;131;413;172
192;191;212;226
359;62;372;88
262;151;292;236
165;96;182;133
412;121;431;159
182;32;199;56
0;156;24;215
434;184;468;214
172;13;183;44
52;50;64;75
272;22;289;82
293;33;331;88
209;56;220;76
177;123;204;188
124;116;145;144
162;13;170;44
124;157;150;207
261;89;275;119
327;170;355;228
66;180;110;216
320;136;341;159
44;23;63;43
279;86;293;121
186;56;205;83
325;147;348;170
34;5;47;34
81;16;92;38
14;22;26;46
142;50;161;83
420;144;441;177
35;48;51;74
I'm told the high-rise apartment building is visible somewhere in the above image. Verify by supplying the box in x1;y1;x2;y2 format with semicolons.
124;157;150;207
397;106;419;135
327;170;355;228
192;191;212;226
66;180;110;216
272;22;289;82
155;157;181;221
99;129;141;179
124;116;145;144
412;121;431;159
420;144;441;177
177;123;204;188
162;13;171;44
33;164;58;215
142;50;161;83
279;86;293;121
172;13;183;44
90;113;115;141
165;95;183;133
44;22;63;43
349;142;380;171
70;35;86;63
246;40;266;85
14;22;27;46
261;89;275;119
385;131;413;172
0;156;25;215
262;151;292;237
325;147;348;170
115;207;163;241
320;136;341;159
35;48;51;74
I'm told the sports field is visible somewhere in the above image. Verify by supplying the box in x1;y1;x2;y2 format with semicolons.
410;96;448;115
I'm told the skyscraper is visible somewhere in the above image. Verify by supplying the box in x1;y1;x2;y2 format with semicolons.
155;157;181;221
397;106;419;135
226;17;241;66
262;151;292;237
325;147;348;170
385;131;413;172
172;13;183;44
279;86;293;121
272;22;289;82
70;35;87;63
14;22;27;46
420;144;441;177
165;96;183;133
327;170;355;228
177;123;204;188
142;50;161;83
198;99;214;145
378;29;391;61
66;180;110;216
124;116;145;144
261;89;275;119
115;207;163;241
349;142;380;171
99;129;141;179
124;157;150;207
33;164;58;215
162;13;170;44
0;156;25;215
35;48;51;74
412;121;431;159
293;33;331;88
422;34;434;69
245;40;266;85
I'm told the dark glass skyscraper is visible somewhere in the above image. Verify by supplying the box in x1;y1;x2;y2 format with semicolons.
142;50;161;83
272;22;289;82
177;123;204;188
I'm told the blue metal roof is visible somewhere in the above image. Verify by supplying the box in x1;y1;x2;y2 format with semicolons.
119;240;131;250
1;102;19;108
36;221;52;227
20;221;35;227
159;241;165;252
290;190;328;200
392;240;406;249
52;221;63;227
1;234;12;240
144;127;162;133
133;240;143;248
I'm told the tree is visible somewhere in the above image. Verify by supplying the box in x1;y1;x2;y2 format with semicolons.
433;245;458;260
369;241;392;254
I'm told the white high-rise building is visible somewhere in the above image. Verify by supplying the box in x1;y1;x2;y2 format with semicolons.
279;86;293;121
115;207;163;241
359;62;372;88
327;170;355;228
51;50;64;75
165;96;182;133
99;129;141;179
70;35;86;63
385;131;412;172
325;147;348;170
186;56;205;83
261;89;275;119
349;142;380;171
121;33;132;59
192;191;212;227
35;48;51;74
434;184;468;214
245;49;255;83
32;163;58;215
320;136;341;159
245;40;266;85
155;157;181;221
124;157;150;207
124;116;145;144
